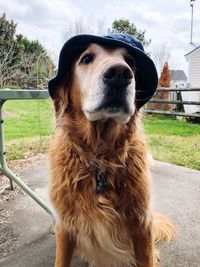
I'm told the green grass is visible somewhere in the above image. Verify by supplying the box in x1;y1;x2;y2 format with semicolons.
143;115;200;137
143;115;200;170
3;99;53;140
2;101;200;170
3;99;53;160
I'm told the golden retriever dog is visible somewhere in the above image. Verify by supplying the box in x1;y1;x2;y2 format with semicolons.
48;34;175;267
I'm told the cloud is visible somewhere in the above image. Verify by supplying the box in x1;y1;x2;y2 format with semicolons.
102;0;200;72
0;0;81;60
1;0;80;25
1;0;200;72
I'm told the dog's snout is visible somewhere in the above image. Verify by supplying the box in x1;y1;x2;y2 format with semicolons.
103;63;133;86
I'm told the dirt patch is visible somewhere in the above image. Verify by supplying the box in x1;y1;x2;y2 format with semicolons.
0;176;21;204
2;111;19;118
0;154;46;204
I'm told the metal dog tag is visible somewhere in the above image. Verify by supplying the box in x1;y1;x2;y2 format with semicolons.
96;173;108;194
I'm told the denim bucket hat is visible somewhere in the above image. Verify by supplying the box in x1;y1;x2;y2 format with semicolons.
48;34;158;109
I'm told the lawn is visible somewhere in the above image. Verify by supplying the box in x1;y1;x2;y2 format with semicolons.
3;99;53;160
143;115;200;170
3;99;53;140
2;100;200;170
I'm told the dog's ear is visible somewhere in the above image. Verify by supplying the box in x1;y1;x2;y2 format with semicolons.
52;83;70;116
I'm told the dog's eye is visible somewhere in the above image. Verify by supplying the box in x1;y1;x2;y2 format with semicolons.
124;56;135;68
80;54;93;64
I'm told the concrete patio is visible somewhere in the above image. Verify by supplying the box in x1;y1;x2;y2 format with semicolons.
0;160;199;267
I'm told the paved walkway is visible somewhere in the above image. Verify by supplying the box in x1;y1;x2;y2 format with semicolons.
0;160;199;267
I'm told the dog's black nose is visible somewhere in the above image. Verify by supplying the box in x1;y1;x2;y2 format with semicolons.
102;63;133;87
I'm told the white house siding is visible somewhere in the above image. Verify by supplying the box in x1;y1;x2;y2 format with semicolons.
171;81;187;88
184;47;200;113
187;48;200;87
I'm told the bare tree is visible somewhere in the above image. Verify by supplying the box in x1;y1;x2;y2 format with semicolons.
0;42;22;87
63;16;107;40
0;46;53;88
152;43;171;75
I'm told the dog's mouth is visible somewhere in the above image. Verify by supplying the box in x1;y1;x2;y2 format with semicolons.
96;83;130;112
83;82;135;124
84;94;133;124
95;96;129;113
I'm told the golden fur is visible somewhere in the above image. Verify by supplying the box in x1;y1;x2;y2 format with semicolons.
49;44;175;267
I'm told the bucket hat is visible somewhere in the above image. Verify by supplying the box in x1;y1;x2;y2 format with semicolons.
48;33;158;109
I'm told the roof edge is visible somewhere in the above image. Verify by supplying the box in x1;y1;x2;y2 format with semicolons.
185;45;200;57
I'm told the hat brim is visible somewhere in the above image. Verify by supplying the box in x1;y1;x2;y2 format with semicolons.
48;34;158;109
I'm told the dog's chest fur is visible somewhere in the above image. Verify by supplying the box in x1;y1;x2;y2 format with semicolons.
49;125;150;267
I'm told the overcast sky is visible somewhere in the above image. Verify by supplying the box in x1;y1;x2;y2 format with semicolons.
1;0;200;74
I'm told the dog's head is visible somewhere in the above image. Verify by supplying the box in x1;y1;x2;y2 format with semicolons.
49;34;158;125
70;43;136;124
